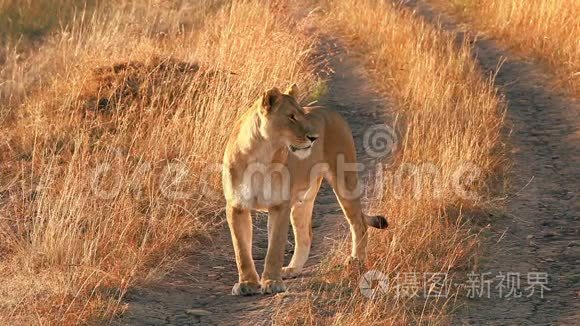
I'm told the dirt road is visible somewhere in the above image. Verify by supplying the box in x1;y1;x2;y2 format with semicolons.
114;38;392;325
406;1;580;324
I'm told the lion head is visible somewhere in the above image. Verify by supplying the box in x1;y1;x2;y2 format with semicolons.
257;84;319;159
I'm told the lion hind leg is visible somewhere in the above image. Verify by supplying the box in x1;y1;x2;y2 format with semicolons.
325;163;369;262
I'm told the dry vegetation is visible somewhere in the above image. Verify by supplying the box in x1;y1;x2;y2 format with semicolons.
443;0;579;96
0;0;101;106
1;0;511;324
0;0;98;41
0;0;319;323
277;0;506;324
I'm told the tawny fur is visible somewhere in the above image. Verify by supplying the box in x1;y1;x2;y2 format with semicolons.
222;84;387;296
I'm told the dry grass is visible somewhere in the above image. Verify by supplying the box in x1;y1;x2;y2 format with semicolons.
0;0;103;106
0;0;509;323
0;0;98;42
443;0;579;96
277;0;506;324
0;0;318;323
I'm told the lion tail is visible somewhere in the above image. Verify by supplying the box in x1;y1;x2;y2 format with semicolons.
365;215;388;229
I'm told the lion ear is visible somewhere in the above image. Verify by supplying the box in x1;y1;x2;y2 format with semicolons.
261;87;282;113
285;83;299;99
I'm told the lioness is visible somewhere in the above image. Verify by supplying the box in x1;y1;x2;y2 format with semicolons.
222;84;388;296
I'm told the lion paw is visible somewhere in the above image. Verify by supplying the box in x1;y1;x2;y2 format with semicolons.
261;279;287;294
281;266;302;279
231;281;261;296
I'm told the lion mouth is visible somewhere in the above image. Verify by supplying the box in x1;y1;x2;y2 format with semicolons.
289;144;312;152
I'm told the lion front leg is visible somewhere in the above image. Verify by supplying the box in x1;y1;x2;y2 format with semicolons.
226;204;260;296
261;202;291;294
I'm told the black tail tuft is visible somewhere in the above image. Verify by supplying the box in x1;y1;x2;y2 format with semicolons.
365;215;388;229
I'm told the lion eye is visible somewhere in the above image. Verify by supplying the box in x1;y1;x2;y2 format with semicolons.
288;114;297;121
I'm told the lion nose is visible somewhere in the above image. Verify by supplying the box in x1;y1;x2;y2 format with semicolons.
307;135;318;142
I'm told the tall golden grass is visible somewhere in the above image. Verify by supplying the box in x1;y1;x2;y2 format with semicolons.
445;0;579;96
277;0;506;324
0;0;318;323
0;0;99;41
0;0;103;106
